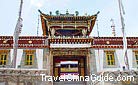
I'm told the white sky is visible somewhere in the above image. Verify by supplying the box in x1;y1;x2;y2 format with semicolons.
0;0;138;37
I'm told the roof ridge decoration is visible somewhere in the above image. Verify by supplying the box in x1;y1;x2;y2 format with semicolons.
38;10;99;36
38;10;99;19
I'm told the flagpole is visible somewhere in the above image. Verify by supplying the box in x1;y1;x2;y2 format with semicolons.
118;0;129;70
11;0;23;68
96;20;101;72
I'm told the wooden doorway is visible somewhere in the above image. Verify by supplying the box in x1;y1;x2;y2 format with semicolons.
53;56;86;81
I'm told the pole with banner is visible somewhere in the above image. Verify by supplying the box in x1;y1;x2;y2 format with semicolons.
11;0;23;68
118;0;129;70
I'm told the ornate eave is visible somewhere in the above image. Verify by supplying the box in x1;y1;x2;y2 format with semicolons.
40;11;97;36
42;14;96;21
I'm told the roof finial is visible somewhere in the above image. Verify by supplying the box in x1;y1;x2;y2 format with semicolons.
97;11;100;15
38;9;42;14
66;9;69;15
49;11;52;15
75;11;79;16
55;10;59;15
94;11;100;16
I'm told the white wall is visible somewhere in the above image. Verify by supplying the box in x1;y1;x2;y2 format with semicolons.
95;49;133;72
116;49;124;70
10;49;43;69
127;49;133;69
36;49;43;69
10;49;23;68
116;49;133;71
94;49;134;72
95;49;104;72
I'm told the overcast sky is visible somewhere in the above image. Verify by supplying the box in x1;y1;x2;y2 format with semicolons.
0;0;138;37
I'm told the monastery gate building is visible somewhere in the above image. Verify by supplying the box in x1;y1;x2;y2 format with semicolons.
0;10;138;85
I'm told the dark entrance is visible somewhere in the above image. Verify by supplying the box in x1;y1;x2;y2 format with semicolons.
53;56;86;81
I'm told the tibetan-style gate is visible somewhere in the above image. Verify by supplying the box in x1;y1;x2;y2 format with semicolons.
39;10;98;85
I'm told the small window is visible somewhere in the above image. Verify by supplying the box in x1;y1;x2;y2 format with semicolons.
24;50;35;66
0;54;7;65
25;54;33;65
135;51;138;65
105;51;115;65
